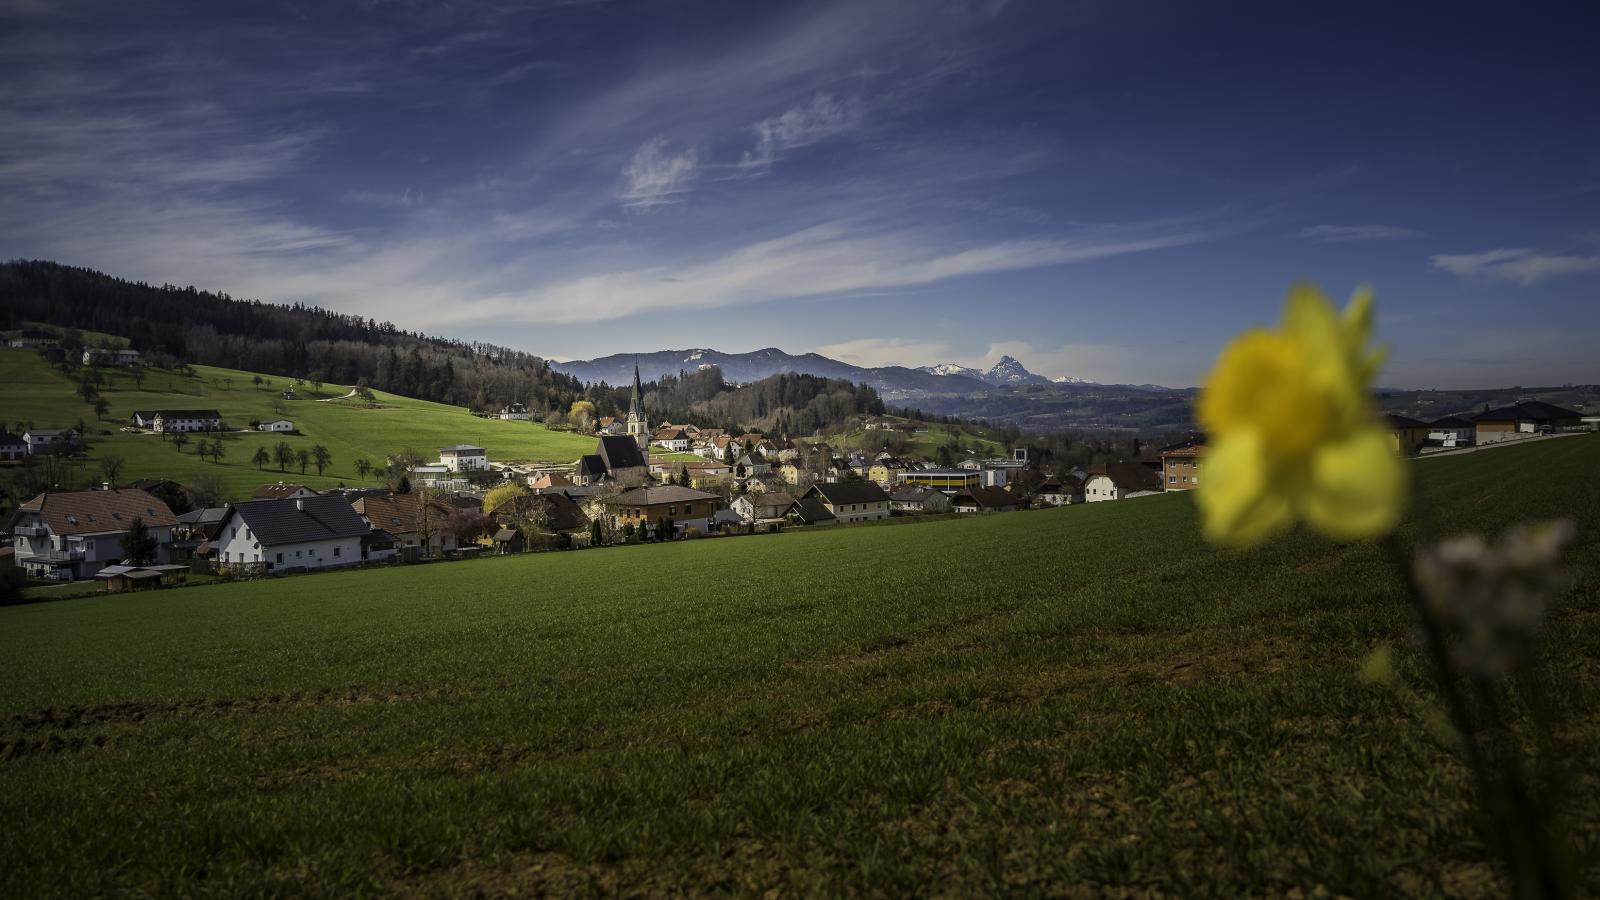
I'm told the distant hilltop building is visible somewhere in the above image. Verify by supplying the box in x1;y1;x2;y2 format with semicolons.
626;365;650;449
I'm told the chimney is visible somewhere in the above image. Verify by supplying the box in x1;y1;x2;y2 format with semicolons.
101;481;111;491
296;498;305;512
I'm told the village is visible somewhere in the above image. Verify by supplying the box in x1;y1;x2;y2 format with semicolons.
4;356;1593;593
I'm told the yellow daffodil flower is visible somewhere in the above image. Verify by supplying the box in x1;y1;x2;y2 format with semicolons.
1196;283;1405;547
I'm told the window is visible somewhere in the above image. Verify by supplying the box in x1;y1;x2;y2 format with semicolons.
276;553;283;564
1168;476;1177;484
333;547;341;557
296;550;303;558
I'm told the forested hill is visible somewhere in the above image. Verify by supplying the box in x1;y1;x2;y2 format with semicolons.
0;260;583;414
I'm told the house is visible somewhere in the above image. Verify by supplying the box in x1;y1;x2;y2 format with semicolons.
951;486;1022;513
527;472;575;491
897;468;982;493
23;429;76;456
1160;444;1205;491
775;461;806;485
258;419;295;432
150;410;224;433
662;459;733;488
801;482;891;524
890;486;951;515
6;488;179;580
651;427;692;452
253;482;318;501
1386;414;1432;456
731;453;772;476
491;491;590;535
1084;462;1163;502
868;458;909;488
1033;476;1084;507
438;444;489;473
610;485;720;535
171;505;228;561
82;348;141;367
1428;415;1476;449
741;473;787;495
214;496;370;573
0;430;26;462
730;491;796;529
350;493;459;557
1473;402;1585;444
498;403;531;421
282;389;300;400
407;464;467;491
787;497;838;526
597;416;623;435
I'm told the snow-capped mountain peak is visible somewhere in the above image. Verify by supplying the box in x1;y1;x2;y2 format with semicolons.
917;363;985;379
982;355;1050;386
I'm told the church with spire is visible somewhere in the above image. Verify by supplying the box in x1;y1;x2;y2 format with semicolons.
625;364;650;448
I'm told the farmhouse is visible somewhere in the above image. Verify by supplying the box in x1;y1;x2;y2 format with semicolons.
801;482;891;524
498;403;531;421
0;430;25;461
151;408;225;432
6;488;178;580
82;348;141;367
951;486;1022;513
351;493;458;557
730;491;796;529
438;444;489;473
651;427;693;452
1085;462;1163;502
258;419;295;432
1033;476;1084;507
253;482;318;501
490;492;590;535
214;496;370;573
610;485;720;535
1387;414;1432;456
787;497;838;526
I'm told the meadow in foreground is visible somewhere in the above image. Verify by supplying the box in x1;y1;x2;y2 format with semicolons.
2;435;1597;896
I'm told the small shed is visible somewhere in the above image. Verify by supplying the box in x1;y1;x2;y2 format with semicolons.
493;526;525;554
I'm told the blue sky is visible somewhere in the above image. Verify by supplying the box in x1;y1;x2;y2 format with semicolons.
2;0;1597;388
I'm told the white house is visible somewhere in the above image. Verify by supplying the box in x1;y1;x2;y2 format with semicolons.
1427;415;1475;449
83;348;141;367
213;496;369;574
438;444;489;473
652;428;693;452
498;403;531;421
258;419;295;432
1084;463;1163;502
730;491;796;529
7;488;178;580
23;429;76;456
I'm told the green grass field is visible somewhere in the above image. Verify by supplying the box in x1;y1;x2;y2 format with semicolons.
2;435;1597;896
0;350;595;500
832;416;1008;457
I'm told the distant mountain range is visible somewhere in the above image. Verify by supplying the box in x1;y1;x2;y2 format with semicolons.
550;348;1099;395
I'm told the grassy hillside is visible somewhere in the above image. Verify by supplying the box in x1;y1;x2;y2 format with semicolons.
0;350;595;499
2;435;1597;896
832;416;1008;457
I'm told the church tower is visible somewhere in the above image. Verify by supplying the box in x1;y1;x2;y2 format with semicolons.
626;365;649;448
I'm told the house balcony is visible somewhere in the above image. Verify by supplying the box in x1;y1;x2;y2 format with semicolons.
13;524;49;538
24;547;85;563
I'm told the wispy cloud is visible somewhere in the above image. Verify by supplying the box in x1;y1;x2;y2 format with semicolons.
1430;247;1600;285
738;93;863;172
619;137;700;209
1299;224;1423;243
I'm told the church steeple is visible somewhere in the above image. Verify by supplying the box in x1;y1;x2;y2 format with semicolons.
626;365;649;448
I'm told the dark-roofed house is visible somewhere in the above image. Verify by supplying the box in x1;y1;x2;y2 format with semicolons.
951;486;1022;513
787;497;838;526
1084;462;1163;502
492;526;525;554
214;496;371;573
253;482;319;501
439;444;489;473
148;410;224;433
491;492;590;535
6;488;179;580
1429;415;1475;449
610;485;719;535
1473;402;1585;444
890;486;951;514
1034;475;1084;507
801;481;891;523
0;430;25;462
1387;414;1432;456
731;491;797;529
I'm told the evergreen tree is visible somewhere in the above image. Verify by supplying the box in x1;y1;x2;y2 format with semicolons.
122;516;156;566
